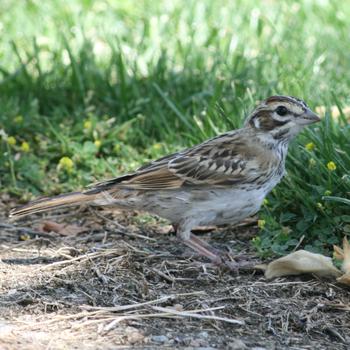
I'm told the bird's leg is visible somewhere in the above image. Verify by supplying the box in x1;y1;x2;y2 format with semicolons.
174;223;257;271
182;235;223;265
174;223;257;270
188;233;222;256
175;223;222;264
187;235;255;269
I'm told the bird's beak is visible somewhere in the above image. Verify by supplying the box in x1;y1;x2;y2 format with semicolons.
297;109;321;125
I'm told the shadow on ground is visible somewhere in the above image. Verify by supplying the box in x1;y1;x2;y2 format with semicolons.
0;206;350;350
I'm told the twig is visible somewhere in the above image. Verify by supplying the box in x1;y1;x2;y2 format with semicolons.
292;234;305;252
80;291;205;312
151;306;244;325
15;291;207;330
151;267;175;282
78;305;242;332
80;295;175;313
75;312;182;331
40;249;125;270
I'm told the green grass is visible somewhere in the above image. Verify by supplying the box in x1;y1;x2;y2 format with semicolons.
0;0;349;255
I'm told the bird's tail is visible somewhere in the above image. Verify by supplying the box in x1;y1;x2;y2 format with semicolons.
9;191;98;218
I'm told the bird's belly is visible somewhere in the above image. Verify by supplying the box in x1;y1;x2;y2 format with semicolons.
194;188;266;225
142;187;267;226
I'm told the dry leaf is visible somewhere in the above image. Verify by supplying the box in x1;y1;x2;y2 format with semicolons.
341;237;350;274
40;220;64;233
39;220;88;236
337;274;350;286
264;250;342;279
334;237;350;286
333;244;344;261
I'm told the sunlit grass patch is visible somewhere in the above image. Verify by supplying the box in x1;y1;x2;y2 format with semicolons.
0;0;349;255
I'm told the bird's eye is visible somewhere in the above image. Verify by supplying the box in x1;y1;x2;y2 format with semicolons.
276;106;288;116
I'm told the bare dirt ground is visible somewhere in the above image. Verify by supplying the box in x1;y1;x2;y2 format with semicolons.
1;200;350;350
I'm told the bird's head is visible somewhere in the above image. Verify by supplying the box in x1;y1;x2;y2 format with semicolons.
245;95;320;142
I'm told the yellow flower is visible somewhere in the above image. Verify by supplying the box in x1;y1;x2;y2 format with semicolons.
84;120;92;130
58;156;74;172
327;161;336;171
257;219;266;229
14;115;24;124
152;143;162;151
309;158;316;167
20;141;30;153
305;142;315;151
114;144;121;153
324;190;332;196
94;139;102;148
7;136;16;145
316;202;324;210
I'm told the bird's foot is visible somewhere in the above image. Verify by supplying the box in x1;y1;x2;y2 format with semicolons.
178;230;258;271
181;233;223;265
221;256;258;273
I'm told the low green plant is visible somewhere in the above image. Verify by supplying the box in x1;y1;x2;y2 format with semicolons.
0;0;349;255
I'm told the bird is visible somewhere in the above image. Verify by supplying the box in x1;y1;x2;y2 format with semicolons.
10;95;320;268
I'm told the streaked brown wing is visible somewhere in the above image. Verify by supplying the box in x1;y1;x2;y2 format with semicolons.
87;131;257;192
118;166;184;190
112;143;247;190
87;149;185;192
168;154;247;186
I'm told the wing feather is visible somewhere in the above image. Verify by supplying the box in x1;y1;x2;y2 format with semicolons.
86;130;267;192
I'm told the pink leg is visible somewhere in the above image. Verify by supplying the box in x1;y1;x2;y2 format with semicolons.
188;233;221;256
182;235;222;264
173;224;256;270
174;224;222;264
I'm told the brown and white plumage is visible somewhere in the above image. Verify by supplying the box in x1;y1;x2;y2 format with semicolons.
10;95;320;266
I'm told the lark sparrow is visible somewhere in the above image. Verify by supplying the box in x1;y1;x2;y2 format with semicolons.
10;96;320;266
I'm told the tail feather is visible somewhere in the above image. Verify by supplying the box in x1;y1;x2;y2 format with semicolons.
9;191;97;218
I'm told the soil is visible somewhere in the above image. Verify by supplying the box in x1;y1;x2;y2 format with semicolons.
0;202;350;350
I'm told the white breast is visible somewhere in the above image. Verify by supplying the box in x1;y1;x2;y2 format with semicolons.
142;185;270;227
188;187;268;226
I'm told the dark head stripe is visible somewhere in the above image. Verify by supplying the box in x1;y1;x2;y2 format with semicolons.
265;95;308;108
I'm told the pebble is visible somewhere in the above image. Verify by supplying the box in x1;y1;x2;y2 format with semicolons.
151;335;169;343
124;327;145;344
228;338;247;350
198;331;209;339
183;348;215;350
191;338;211;347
